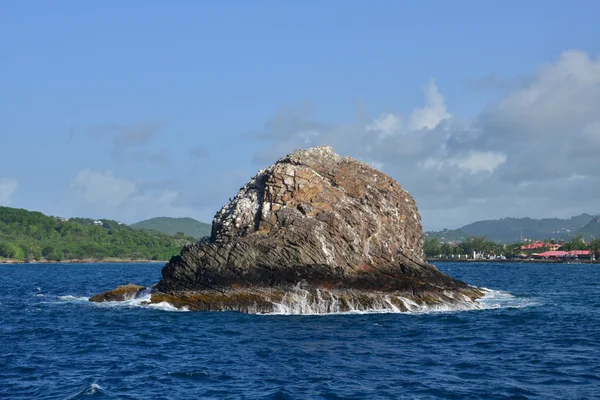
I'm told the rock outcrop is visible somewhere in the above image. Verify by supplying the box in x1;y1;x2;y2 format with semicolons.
146;145;483;313
90;284;146;302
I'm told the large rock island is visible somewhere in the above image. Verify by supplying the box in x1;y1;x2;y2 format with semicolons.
92;146;483;313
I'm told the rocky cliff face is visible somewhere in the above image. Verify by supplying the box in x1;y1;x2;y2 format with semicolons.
149;146;482;313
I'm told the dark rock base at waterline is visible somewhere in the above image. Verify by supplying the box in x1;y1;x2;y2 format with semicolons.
147;286;484;313
88;283;484;314
89;284;146;302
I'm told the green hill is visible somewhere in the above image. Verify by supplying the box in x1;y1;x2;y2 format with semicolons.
0;206;193;262
427;213;597;243
576;217;600;239
131;217;211;239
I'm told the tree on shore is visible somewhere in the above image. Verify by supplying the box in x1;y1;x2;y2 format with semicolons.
0;242;25;261
590;239;600;257
426;233;600;260
560;235;588;251
424;236;502;258
0;206;194;262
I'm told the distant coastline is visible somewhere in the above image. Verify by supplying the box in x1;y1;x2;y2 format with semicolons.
4;257;597;265
0;207;193;264
428;258;599;264
4;257;598;265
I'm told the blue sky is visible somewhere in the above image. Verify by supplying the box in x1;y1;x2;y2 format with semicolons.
1;1;600;230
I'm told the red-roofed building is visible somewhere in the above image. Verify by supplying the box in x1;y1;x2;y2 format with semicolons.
521;242;562;251
568;250;591;256
521;242;544;250
537;251;569;258
536;250;592;259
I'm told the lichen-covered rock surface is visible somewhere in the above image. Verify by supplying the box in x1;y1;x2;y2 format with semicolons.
148;145;483;313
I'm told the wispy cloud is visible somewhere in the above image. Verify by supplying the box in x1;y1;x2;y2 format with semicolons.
113;122;164;149
0;178;18;206
249;50;600;229
69;169;193;222
85;121;168;165
407;80;451;131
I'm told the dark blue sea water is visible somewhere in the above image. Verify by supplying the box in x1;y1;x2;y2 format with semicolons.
1;262;599;399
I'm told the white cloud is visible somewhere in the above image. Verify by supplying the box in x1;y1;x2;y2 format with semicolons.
484;50;600;139
365;82;450;140
0;178;18;206
422;151;507;175
408;80;451;131
480;50;600;185
70;169;193;222
367;113;402;140
250;50;600;230
72;170;137;208
451;152;507;174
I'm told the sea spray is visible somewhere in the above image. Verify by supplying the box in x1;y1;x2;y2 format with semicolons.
267;286;499;315
56;286;536;315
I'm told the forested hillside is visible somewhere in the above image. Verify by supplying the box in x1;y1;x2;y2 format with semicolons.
427;213;597;243
0;207;193;262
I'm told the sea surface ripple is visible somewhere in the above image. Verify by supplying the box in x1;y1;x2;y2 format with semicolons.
1;262;599;399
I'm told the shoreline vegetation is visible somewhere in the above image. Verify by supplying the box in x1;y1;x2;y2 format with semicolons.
3;205;598;267
3;256;596;265
0;257;167;264
0;206;195;263
428;258;600;264
425;234;600;262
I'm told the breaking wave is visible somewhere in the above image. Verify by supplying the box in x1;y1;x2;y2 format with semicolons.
55;290;188;312
57;295;90;302
53;287;537;315
63;383;102;399
264;287;538;315
476;287;540;309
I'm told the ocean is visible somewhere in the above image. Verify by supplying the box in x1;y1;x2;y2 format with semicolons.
1;261;599;399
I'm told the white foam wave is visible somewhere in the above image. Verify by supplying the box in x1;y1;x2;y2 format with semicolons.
63;383;102;400
86;383;102;394
265;287;478;316
51;288;188;312
146;300;187;312
54;286;537;315
57;295;90;302
53;287;187;311
89;291;189;312
476;288;539;309
264;287;537;316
